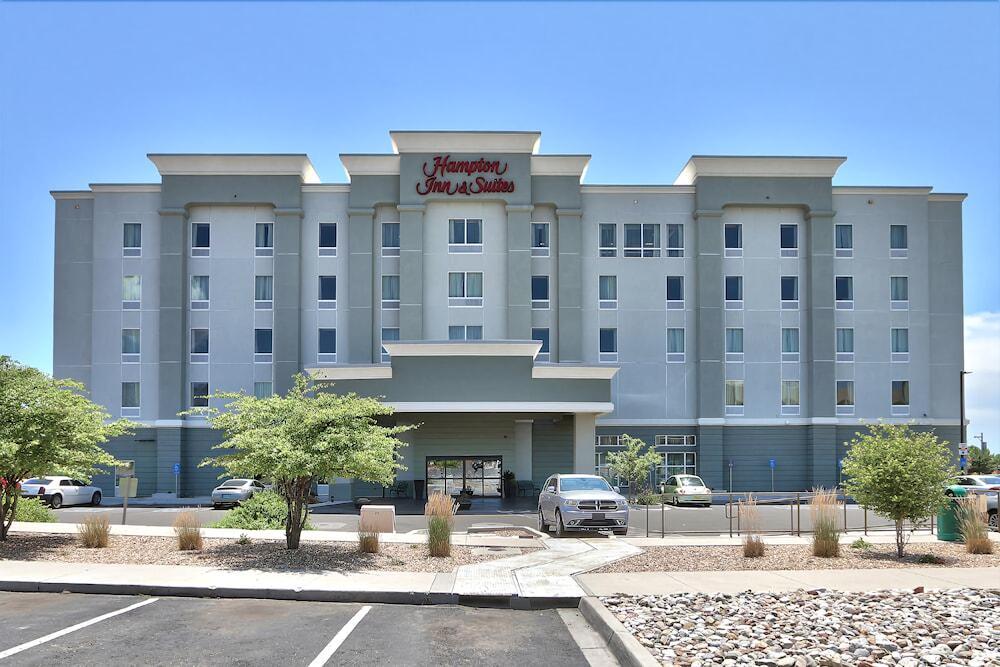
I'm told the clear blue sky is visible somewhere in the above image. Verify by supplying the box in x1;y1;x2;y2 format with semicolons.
1;1;998;378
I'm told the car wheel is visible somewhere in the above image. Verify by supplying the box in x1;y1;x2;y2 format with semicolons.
49;494;62;509
945;489;955;497
989;510;998;532
537;509;549;533
213;503;222;510
555;510;567;538
672;495;679;507
91;491;102;506
613;529;628;536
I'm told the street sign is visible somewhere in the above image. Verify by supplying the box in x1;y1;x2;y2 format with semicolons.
769;458;776;470
728;459;734;468
172;463;181;476
960;455;967;468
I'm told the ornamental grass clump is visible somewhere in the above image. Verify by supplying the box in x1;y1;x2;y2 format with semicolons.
810;487;840;558
425;492;454;557
357;516;380;554
173;511;203;551
955;495;993;555
77;514;110;548
740;494;765;558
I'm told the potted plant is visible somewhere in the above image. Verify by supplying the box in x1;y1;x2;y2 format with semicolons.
502;470;516;498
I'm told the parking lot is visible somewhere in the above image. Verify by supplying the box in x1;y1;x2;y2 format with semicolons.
0;592;599;666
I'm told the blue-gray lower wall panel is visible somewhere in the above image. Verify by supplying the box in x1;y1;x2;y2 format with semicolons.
180;428;230;497
90;428;159;497
532;418;573;489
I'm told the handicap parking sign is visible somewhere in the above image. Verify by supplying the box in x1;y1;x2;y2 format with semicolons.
172;463;181;476
769;458;776;470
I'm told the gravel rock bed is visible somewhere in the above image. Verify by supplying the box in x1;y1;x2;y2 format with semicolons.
604;588;1000;666
0;533;534;573
594;543;1000;572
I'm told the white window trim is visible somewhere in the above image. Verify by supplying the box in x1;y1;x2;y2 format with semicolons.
318;222;338;257
598;223;617;258
190;222;211;257
598;329;618;363
781;380;801;415
666;328;685;363
725;381;745;415
624;223;661;258
665;224;684;257
836;381;855;416
780;276;799;310
531;276;550;310
779;224;799;257
724;223;743;257
665;277;684;310
835;224;854;258
725;276;743;310
381;221;401;257
255;222;275;257
123;223;142;258
448;271;484;307
835;276;854;310
530;222;550;257
448;218;484;254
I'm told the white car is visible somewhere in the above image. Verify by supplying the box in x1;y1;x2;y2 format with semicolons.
20;477;102;508
951;475;1000;495
211;479;266;508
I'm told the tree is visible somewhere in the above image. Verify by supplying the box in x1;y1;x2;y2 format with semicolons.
0;356;131;541
605;434;661;501
966;445;1000;475
193;375;414;549
841;423;956;558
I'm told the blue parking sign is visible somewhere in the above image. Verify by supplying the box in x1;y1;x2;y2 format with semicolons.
769;458;776;470
172;463;181;476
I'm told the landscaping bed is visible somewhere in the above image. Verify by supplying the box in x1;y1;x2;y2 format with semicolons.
0;533;535;573
593;542;1000;572
603;588;999;666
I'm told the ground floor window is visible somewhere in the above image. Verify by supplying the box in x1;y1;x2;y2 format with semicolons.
426;456;502;498
595;451;628;488
656;452;697;486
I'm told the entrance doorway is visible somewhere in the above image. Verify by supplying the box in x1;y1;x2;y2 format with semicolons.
425;456;502;498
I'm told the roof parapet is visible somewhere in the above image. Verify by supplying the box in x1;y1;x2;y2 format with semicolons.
147;154;320;183
674;155;846;185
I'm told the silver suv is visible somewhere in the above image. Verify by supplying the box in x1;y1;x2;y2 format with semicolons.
538;474;629;536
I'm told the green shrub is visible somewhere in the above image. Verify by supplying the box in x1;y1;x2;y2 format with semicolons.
211;490;311;531
14;497;57;523
635;491;663;506
850;538;873;551
916;553;946;565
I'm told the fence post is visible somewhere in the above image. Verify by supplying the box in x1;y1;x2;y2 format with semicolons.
790;498;794;535
661;501;665;538
645;503;649;538
864;507;868;536
728;492;733;538
843;494;848;533
796;493;801;537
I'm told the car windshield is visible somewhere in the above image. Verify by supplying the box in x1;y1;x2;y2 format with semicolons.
24;478;53;485
560;477;613;492
975;476;1000;485
220;479;249;487
678;476;705;487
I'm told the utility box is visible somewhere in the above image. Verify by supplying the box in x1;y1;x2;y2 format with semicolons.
936;485;967;541
360;504;396;534
116;477;138;498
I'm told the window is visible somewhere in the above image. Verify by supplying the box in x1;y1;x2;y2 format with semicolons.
781;380;800;414
891;380;910;415
724;223;743;257
665;276;684;308
890;224;908;257
449;218;482;252
382;222;400;256
836;380;855;415
782;327;800;360
448;271;483;306
531;275;549;309
448;325;483;341
655;434;698;447
836;327;854;362
190;328;209;359
725;380;745;415
891;327;909;362
123;223;141;256
599;223;617;257
319;222;337;256
123;275;141;307
255;275;273;309
666;328;685;362
780;224;798;256
595;452;627;487
599;327;617;362
318;276;336;308
658;452;697;483
890;276;908;309
382;274;400;309
191;275;209;309
121;382;140;411
531;222;549;257
725;275;743;308
121;329;140;360
599;275;617;309
191;222;210;256
666;224;684;257
255;223;273;257
254;328;272;360
190;382;209;408
726;327;744;362
381;327;399;362
780;276;798;308
595;435;622;448
254;382;273;399
624;223;660;257
532;327;550;361
318;328;337;362
835;224;853;257
835;276;854;309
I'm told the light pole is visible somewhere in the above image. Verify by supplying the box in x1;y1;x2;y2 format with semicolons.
960;371;972;472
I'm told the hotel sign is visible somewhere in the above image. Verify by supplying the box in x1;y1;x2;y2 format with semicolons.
416;154;516;196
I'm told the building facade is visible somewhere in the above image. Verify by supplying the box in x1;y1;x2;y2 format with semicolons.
52;131;965;498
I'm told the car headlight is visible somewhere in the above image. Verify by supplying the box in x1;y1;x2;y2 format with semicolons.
564;499;579;506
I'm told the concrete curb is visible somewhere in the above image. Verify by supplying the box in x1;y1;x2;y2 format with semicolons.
578;597;659;667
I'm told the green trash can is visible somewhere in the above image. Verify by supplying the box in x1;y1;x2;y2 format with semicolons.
937;485;967;541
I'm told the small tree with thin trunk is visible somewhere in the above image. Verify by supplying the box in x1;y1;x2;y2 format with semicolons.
192;374;414;549
841;422;955;558
0;356;131;541
605;434;661;502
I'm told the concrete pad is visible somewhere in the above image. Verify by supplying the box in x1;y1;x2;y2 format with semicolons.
774;568;957;592
577;572;696;596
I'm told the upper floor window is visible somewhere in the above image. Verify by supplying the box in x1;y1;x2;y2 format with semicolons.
190;382;209;408
781;380;800;414
382;275;400;309
254;328;273;361
780;276;798;308
890;224;908;257
191;328;210;356
381;327;399;362
780;224;798;256
319;222;337;256
318;328;337;362
725;275;743;308
781;327;800;360
835;224;853;257
666;224;684;257
531;222;550;257
599;327;618;362
725;380;745;415
191;222;210;256
836;380;855;415
531;275;550;309
599;223;617;257
121;329;140;360
835;276;854;309
191;275;209;309
891;327;909;361
123;223;141;257
666;328;685;362
318;275;336;308
448;271;483;306
532;327;550;361
624;223;660;257
122;275;141;308
836;327;855;362
255;223;274;257
449;218;482;253
890;276;909;308
448;325;483;341
891;380;910;415
726;327;744;360
255;275;273;309
665;275;684;308
724;223;743;257
121;382;140;412
599;275;617;309
382;222;400;256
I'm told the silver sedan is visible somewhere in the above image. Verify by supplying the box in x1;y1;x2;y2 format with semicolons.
211;479;265;509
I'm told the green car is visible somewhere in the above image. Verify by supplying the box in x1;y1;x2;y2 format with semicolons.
660;474;712;507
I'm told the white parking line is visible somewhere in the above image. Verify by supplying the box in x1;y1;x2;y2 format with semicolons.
307;605;371;667
0;597;158;660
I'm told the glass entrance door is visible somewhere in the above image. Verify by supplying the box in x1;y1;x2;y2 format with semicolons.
425;456;502;498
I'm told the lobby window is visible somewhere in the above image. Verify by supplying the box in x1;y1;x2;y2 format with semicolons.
191;222;210;256
890;276;909;309
836;380;855;416
121;382;140;416
666;224;684;257
655;435;698;447
449;218;483;253
123;275;141;309
382;222;400;257
318;276;336;309
724;223;743;257
780;224;798;257
780;276;798;309
190;382;209;408
599;327;617;363
891;380;910;415
254;328;272;363
381;275;400;309
190;328;209;362
531;222;550;257
726;327;744;363
890;224;908;257
255;222;274;257
781;380;800;415
599;275;617;309
781;327;800;361
725;380;745;416
665;276;684;309
381;327;399;362
318;328;337;363
319;222;337;256
255;275;273;310
121;328;140;363
666;328;685;363
624;223;660;257
835;224;853;258
891;327;910;362
253;382;273;399
835;276;854;310
595;452;626;488
836;327;855;362
448;271;483;306
448;325;483;341
532;327;550;362
659;452;697;484
725;275;743;309
599;223;617;257
531;275;550;309
123;223;141;257
191;275;209;309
